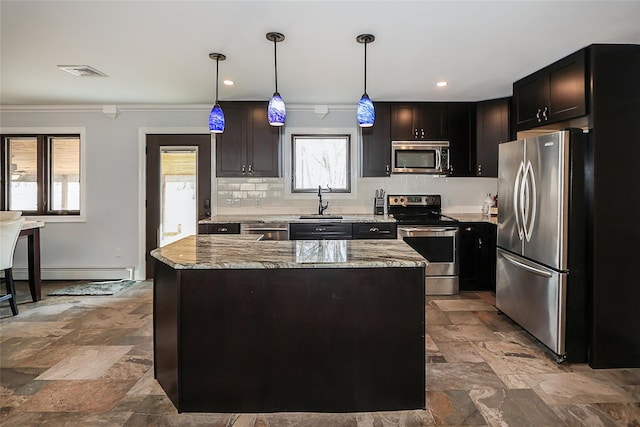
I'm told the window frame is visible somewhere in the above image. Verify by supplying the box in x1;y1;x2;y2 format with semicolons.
1;127;86;222
291;133;352;194
283;127;359;201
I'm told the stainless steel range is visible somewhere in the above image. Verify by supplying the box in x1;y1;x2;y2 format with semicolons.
388;194;459;295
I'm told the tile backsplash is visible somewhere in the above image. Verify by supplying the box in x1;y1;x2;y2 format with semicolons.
216;176;498;215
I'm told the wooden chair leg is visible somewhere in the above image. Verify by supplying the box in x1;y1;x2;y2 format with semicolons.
4;268;18;316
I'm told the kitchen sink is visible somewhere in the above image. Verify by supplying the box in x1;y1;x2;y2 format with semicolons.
298;214;343;219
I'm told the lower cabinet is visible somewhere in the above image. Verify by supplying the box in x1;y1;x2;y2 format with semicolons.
198;223;241;234
289;223;353;240
459;222;496;292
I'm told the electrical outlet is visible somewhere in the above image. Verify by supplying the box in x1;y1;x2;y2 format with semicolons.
445;197;452;207
115;247;122;257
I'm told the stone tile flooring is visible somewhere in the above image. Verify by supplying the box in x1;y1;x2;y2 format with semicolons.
1;280;639;426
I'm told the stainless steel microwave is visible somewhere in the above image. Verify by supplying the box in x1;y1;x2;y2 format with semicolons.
391;141;450;174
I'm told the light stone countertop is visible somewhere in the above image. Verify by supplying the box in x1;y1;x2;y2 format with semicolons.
200;214;396;224
446;213;498;225
151;234;427;270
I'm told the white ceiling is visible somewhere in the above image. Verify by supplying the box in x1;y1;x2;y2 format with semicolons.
2;1;639;106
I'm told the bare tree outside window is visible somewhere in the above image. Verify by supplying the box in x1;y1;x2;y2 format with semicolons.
292;134;350;193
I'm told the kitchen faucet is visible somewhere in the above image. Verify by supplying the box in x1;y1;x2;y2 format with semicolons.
317;185;329;215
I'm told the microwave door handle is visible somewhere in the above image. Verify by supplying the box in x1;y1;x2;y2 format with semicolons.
435;149;442;171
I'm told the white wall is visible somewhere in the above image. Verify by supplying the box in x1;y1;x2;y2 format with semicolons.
0;105;496;280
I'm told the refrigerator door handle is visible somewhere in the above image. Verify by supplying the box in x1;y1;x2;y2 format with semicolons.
523;161;537;242
514;161;525;240
501;251;553;278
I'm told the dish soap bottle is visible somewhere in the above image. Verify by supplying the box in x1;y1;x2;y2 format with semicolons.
482;193;493;217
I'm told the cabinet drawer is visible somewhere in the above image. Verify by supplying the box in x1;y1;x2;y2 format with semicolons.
198;223;241;234
289;223;352;240
352;223;397;239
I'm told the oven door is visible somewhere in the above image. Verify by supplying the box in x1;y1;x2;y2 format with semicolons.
397;226;458;276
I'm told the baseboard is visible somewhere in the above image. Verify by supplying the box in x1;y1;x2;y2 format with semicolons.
11;266;137;281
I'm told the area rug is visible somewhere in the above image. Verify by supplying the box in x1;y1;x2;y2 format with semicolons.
48;279;141;296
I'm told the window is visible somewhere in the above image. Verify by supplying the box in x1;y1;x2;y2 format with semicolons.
1;134;81;215
292;134;351;193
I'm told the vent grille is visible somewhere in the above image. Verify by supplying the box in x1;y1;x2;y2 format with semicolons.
57;65;108;77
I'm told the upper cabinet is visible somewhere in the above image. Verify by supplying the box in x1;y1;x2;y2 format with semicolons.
475;97;511;177
447;102;475;177
361;102;392;177
513;49;586;131
216;101;280;177
390;103;448;140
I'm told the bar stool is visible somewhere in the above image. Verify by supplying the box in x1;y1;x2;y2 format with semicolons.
1;217;25;315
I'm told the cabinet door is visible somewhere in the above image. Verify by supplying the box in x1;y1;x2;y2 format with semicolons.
447;103;474;177
476;97;511;177
390;103;416;140
362;102;391;177
418;103;448;140
216;102;248;177
459;223;483;291
547;49;586;123
247;102;280;177
514;70;548;130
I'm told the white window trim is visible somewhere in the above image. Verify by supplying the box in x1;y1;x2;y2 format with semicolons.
1;127;87;223
283;127;359;200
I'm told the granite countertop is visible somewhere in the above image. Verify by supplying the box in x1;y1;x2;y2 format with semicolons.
200;214;396;224
151;235;427;270
446;213;498;225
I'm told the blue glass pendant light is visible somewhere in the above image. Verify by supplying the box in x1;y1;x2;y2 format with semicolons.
208;53;226;133
266;32;286;126
356;34;375;128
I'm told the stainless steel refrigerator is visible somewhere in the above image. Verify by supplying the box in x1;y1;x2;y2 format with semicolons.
496;129;588;362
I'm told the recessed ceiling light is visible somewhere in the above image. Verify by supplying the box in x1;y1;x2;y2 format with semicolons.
223;80;234;86
57;65;108;77
437;81;448;87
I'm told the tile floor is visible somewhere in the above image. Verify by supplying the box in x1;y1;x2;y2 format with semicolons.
1;280;639;426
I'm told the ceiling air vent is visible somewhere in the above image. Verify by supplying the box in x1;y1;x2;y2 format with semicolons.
57;65;108;77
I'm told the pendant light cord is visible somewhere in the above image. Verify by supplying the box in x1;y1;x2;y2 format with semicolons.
215;57;220;104
363;40;367;95
273;40;278;93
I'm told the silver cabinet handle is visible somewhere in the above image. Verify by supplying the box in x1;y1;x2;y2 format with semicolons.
542;106;548;121
314;227;326;232
465;227;474;232
248;164;253;175
217;227;228;232
241;165;246;175
385;164;390;175
478;164;482;175
369;227;380;233
536;108;542;122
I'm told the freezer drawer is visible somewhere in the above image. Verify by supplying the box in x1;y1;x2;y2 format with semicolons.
496;248;567;356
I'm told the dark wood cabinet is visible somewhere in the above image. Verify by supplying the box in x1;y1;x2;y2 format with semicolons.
459;222;496;292
390;103;448;140
289;223;353;240
216;101;280;177
361;102;391;177
513;49;586;131
447;103;475;177
352;222;397;239
475;97;511;177
198;223;241;234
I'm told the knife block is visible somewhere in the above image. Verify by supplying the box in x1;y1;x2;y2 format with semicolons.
374;197;385;215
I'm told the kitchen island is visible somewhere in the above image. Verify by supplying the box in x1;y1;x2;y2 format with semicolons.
151;235;426;413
